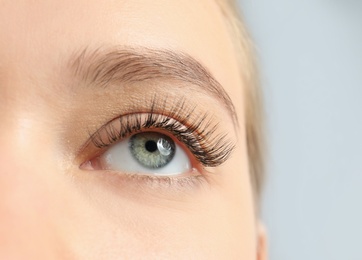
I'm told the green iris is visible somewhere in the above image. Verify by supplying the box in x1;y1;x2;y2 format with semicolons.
129;132;176;169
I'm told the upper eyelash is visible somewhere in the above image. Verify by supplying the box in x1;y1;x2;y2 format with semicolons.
89;95;235;168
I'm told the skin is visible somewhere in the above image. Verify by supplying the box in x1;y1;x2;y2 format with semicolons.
0;0;266;259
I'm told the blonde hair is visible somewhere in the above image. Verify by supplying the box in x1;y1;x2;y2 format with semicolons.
216;0;265;201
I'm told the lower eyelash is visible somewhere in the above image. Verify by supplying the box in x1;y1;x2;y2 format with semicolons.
121;172;208;190
89;96;235;168
94;169;211;196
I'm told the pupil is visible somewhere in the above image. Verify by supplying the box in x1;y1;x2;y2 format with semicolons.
145;140;158;153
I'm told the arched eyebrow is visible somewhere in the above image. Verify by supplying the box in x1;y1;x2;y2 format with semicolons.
68;46;239;126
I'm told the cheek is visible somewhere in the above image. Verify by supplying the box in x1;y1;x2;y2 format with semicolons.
0;145;68;258
59;156;257;259
63;122;256;258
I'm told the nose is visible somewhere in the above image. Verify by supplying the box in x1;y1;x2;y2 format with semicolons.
0;116;64;259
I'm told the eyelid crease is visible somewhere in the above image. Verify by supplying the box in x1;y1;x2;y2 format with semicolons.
86;95;235;168
67;45;239;129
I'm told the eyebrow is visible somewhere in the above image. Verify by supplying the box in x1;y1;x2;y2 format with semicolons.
68;46;238;125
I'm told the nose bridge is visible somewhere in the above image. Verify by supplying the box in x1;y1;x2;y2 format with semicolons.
0;113;58;258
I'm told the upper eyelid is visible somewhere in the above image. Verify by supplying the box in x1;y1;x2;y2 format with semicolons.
85;96;201;148
88;110;206;149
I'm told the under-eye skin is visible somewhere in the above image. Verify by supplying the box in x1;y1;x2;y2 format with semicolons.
81;96;235;180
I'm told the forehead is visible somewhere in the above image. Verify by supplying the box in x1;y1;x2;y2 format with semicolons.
0;0;244;123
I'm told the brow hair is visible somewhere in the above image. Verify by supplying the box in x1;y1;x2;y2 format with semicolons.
68;46;239;126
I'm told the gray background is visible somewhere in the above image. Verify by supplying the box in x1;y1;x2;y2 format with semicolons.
237;1;362;259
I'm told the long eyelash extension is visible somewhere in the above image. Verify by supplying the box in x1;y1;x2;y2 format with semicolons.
90;95;235;167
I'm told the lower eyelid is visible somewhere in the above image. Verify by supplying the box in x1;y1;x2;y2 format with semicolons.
88;168;209;196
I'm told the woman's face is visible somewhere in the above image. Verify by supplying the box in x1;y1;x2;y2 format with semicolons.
0;0;263;259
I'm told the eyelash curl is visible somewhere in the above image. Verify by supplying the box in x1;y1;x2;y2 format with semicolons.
89;96;235;168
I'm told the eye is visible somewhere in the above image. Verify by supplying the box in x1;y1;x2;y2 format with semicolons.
88;131;192;176
80;99;235;177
